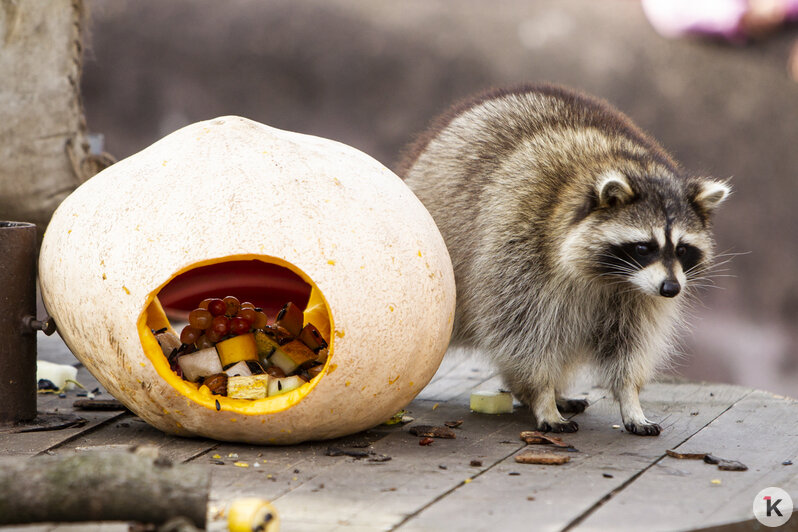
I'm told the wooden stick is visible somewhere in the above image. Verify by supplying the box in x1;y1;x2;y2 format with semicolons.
0;451;208;527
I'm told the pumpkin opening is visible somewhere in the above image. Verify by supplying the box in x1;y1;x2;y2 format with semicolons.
137;255;333;415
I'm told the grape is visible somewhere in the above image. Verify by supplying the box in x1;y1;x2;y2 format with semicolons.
240;302;256;311
210;316;230;336
207;298;226;317
236;308;257;324
230;316;251;335
198;298;214;310
223;295;240;317
205;328;222;343
253;311;268;329
188;308;213;330
180;325;201;345
195;334;213;349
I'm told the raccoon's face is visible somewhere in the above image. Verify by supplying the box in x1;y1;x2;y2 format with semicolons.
561;170;730;298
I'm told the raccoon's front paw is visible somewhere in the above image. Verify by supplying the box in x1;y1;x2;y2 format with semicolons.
556;397;589;414
624;421;662;436
538;420;579;433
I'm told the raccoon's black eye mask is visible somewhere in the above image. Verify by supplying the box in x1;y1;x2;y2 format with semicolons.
598;241;703;276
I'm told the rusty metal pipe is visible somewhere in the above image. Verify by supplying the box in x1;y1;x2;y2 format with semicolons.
0;221;37;423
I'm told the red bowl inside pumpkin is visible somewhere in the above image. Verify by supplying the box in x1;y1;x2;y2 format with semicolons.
156;260;311;321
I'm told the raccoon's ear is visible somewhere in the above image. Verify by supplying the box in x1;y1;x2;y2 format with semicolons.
692;179;731;215
596;171;634;208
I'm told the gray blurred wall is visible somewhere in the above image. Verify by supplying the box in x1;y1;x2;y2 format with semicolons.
82;0;798;395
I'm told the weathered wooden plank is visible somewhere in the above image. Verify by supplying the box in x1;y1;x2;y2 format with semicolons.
205;379;597;531
573;389;798;531
48;414;218;463
203;429;399;531
396;382;752;532
416;354;496;402
0;411;123;458
0;524;129;532
0;366;123;458
270;399;550;531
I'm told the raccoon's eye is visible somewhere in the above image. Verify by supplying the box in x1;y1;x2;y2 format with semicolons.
676;245;687;257
635;243;653;256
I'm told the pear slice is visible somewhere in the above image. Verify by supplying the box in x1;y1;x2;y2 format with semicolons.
224;360;252;378
267;375;305;397
268;340;316;375
178;348;223;382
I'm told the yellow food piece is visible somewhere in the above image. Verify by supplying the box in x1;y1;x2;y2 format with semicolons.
227;374;270;400
228;498;280;532
470;390;514;414
216;333;258;367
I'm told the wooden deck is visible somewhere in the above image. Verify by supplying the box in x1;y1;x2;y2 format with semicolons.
1;341;796;532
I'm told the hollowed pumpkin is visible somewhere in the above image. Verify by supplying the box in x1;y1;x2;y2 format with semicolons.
39;117;455;444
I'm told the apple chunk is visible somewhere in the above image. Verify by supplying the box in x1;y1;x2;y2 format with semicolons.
268;375;306;397
268;340;316;375
178;348;223;382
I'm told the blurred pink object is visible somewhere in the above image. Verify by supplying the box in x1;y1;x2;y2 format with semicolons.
642;0;798;42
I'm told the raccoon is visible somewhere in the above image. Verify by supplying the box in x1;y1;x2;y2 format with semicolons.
399;84;730;435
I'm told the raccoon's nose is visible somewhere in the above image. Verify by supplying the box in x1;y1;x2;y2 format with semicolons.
660;280;681;298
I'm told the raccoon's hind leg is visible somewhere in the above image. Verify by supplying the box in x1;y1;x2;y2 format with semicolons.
505;375;578;433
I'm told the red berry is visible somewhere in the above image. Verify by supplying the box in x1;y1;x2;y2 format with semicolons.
207;298;226;317
188;308;213;330
180;325;201;345
198;298;214;310
229;316;251;335
210;316;230;336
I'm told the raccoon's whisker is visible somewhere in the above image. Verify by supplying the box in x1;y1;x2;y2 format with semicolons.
594;265;636;276
597;252;642;271
713;249;749;259
594;255;641;274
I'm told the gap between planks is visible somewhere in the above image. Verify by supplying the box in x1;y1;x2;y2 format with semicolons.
388;394;601;532
559;387;755;531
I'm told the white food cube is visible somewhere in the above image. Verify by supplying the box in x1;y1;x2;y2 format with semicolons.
268;375;305;397
224;360;253;378
470;390;514;414
268;350;299;375
177;347;223;382
36;360;79;390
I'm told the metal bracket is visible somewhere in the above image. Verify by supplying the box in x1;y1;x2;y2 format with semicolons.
22;315;57;336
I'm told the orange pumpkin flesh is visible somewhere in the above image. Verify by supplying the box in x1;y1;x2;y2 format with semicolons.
138;255;333;415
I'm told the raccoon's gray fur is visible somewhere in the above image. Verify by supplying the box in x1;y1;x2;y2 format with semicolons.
399;85;730;435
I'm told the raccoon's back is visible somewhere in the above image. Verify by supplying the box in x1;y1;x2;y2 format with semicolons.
398;84;678;343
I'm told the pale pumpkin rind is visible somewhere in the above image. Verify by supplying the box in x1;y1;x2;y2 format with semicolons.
39;116;456;444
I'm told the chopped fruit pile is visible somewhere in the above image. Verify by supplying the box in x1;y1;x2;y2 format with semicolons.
152;296;328;400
